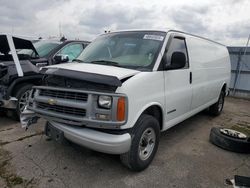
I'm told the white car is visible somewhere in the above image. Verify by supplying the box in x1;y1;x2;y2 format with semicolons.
21;29;231;171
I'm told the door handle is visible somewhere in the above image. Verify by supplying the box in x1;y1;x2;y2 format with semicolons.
190;72;192;84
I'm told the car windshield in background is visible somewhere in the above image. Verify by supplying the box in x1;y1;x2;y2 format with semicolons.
18;41;60;58
34;41;60;57
77;31;166;71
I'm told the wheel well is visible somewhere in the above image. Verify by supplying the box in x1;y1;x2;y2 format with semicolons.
11;81;36;96
142;105;163;130
222;83;227;93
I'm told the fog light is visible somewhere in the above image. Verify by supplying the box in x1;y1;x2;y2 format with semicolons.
96;113;110;121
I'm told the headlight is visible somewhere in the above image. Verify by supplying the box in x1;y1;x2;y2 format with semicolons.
98;95;112;109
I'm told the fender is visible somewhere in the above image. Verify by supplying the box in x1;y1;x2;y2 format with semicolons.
217;82;227;100
7;74;43;97
131;102;165;130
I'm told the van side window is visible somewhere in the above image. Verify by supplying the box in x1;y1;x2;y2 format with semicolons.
167;37;189;68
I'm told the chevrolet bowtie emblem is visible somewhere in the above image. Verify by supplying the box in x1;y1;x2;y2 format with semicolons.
48;98;57;105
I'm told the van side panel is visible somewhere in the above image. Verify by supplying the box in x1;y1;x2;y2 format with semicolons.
186;35;231;110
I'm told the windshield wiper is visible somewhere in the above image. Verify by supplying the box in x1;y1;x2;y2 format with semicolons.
72;59;84;63
90;60;121;67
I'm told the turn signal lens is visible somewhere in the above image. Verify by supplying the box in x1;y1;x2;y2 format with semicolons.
117;97;126;121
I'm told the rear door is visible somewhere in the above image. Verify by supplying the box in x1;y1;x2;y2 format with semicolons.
163;35;193;127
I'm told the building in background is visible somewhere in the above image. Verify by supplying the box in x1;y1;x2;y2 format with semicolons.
227;47;250;98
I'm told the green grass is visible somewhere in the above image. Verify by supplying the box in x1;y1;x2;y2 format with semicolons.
0;146;24;187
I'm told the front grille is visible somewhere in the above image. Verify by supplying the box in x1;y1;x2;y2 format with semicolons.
37;102;86;117
40;89;88;102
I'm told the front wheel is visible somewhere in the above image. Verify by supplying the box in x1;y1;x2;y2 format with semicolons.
12;84;33;120
120;114;160;171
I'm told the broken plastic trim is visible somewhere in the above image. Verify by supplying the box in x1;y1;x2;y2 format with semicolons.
20;107;40;129
40;68;122;87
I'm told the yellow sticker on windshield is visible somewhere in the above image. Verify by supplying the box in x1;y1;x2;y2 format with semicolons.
143;35;164;41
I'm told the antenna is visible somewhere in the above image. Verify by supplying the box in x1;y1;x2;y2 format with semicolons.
59;22;62;38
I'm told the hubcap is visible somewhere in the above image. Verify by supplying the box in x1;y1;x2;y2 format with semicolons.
218;93;224;112
19;90;31;113
220;128;247;139
138;127;156;161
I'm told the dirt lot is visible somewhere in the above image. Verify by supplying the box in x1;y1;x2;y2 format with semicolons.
0;97;249;188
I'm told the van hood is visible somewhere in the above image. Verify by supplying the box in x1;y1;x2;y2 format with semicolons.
41;62;140;87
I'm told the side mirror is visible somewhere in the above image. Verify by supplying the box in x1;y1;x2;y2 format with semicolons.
54;54;69;64
165;52;186;70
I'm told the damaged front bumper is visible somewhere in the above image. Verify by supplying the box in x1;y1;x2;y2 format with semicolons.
20;108;131;154
48;121;131;154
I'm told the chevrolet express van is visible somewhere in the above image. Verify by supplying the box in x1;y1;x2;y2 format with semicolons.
21;30;231;171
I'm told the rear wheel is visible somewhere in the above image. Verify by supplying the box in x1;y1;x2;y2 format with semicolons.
120;114;160;171
208;90;225;116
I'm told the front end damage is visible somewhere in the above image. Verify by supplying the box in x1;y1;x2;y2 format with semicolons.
20;67;136;154
0;60;39;109
0;34;39;110
19;66;138;129
0;71;17;109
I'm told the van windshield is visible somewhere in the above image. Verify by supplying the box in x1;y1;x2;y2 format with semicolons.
77;31;166;71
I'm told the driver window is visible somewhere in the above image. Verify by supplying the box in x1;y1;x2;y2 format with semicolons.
57;43;84;61
167;37;189;68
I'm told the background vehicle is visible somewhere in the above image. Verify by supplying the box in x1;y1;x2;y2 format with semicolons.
0;34;89;118
21;30;231;171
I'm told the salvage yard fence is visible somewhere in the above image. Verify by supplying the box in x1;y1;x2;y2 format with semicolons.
227;47;250;99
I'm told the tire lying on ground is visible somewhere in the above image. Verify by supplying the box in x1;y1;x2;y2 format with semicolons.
210;127;250;153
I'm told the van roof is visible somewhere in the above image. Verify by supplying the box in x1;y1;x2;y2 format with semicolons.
103;29;225;47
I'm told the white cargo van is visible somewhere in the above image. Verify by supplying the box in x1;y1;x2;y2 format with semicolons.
21;30;231;171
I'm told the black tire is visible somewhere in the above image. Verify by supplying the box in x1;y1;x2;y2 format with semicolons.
120;114;160;171
11;84;33;120
210;127;250;153
209;90;225;116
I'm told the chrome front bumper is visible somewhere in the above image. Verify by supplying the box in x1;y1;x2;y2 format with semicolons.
49;121;131;154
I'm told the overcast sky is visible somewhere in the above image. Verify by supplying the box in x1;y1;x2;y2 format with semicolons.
0;0;250;46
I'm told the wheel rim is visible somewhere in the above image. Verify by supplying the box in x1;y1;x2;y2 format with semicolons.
218;93;224;112
138;127;156;161
18;90;31;113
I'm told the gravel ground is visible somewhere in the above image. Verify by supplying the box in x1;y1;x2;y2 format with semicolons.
0;97;249;188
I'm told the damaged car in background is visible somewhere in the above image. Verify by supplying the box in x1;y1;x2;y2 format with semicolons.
21;30;231;171
0;34;89;119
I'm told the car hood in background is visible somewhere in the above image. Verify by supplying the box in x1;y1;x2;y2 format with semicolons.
0;34;38;55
